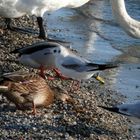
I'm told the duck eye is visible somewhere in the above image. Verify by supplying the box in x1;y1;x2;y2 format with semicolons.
58;50;61;53
53;50;57;53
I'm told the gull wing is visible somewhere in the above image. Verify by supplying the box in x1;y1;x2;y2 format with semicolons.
61;56;118;72
61;56;97;72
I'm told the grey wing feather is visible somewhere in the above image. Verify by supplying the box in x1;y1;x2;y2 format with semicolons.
61;56;95;72
62;55;90;65
61;56;118;72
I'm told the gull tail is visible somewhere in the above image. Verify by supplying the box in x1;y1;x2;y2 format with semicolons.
98;63;118;70
98;105;130;116
10;48;20;54
87;62;118;71
98;105;119;113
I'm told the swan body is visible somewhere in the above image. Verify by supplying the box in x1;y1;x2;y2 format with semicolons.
110;0;140;38
0;0;89;38
0;0;89;18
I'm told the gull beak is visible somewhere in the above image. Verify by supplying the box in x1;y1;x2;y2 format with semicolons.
93;73;105;84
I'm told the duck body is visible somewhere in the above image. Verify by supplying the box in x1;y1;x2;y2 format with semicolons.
0;71;54;110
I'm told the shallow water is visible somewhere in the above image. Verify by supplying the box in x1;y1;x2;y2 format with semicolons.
44;0;140;137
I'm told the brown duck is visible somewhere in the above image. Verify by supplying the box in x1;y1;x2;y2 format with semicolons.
0;71;54;115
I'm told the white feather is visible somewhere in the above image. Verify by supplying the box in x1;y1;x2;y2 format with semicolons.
110;0;140;38
0;0;89;18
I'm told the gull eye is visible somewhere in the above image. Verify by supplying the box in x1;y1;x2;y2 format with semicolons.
58;50;61;53
53;50;57;53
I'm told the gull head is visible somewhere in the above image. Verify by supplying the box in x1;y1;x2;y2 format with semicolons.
45;44;69;58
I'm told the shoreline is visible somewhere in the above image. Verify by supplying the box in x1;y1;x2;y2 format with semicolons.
0;16;135;139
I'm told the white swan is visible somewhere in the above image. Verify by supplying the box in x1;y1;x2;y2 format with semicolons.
110;0;140;38
0;0;89;39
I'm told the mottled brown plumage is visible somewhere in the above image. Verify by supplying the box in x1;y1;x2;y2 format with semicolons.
0;71;54;113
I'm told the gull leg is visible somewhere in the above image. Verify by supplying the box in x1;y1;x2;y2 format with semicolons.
39;67;56;80
47;76;55;80
39;66;69;80
54;68;70;80
39;66;46;79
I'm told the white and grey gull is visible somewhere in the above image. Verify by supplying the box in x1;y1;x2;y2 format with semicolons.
11;41;118;81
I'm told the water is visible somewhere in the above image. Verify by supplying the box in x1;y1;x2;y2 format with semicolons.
44;0;140;138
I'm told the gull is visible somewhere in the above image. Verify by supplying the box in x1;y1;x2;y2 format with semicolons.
44;43;118;82
0;71;54;115
0;0;89;39
110;0;140;38
11;41;63;79
99;102;140;119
